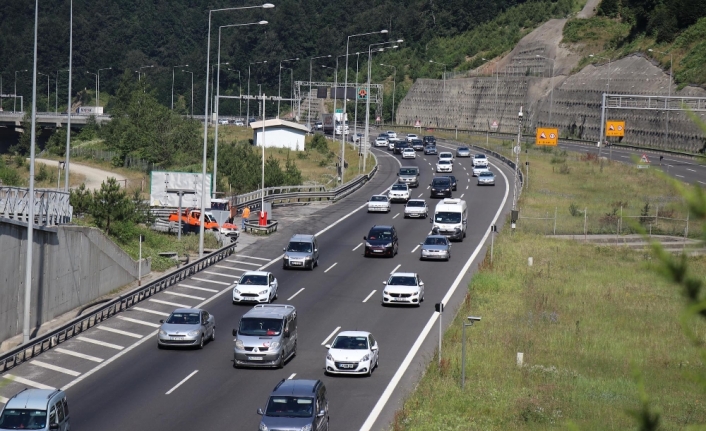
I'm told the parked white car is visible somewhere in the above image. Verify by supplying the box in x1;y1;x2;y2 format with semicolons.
406;133;419;143
388;183;410;202
436;160;453;173
382;272;424;306
232;271;278;304
367;195;391;212
438;152;454;164
325;331;379;376
404;199;428;218
472;165;490;177
473;154;489;167
402;148;416;159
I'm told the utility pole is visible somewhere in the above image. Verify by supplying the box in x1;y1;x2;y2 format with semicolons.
512;106;523;213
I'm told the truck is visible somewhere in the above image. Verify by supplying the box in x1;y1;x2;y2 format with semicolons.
321;113;335;134
76;106;104;115
168;208;220;232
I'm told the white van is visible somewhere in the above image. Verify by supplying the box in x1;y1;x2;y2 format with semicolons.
430;198;467;241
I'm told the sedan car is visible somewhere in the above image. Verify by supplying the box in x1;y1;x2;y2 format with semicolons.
477;170;496;186
411;139;425;151
419;235;451;261
439;152;454;164
234;120;245;126
436;160;453;173
386;130;397;139
424;145;438;155
364;225;399;257
232;271;278;304
158;308;215;349
456;146;472;157
402;148;416;159
472;165;490;177
367;195;391;213
388;183;410;202
406;133;419;143
375;136;388;147
473;153;489;167
325;331;379;376
387;140;396;151
382;272;424;306
404;199;428;218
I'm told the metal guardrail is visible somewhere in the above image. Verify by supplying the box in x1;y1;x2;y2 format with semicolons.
0;242;238;373
0;186;72;225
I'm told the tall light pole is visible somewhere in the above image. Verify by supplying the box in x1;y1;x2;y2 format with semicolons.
37;72;49;111
232;69;242;117
649;49;673;148
64;0;73;192
380;63;396;123
96;67;111;108
182;70;194;118
0;72;4;111
214;21;268;198
590;54;614;156
137;65;154;81
278;57;299;118
429;59;447;116
247;60;267;123
307;54;331;130
535;54;555;124
14;69;28;112
172;64;188;110
354;52;361;147
199;3;275;258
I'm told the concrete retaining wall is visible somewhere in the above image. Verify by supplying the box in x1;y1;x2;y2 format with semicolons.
0;221;150;342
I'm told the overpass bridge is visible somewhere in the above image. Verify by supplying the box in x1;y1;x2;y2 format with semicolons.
0;111;112;129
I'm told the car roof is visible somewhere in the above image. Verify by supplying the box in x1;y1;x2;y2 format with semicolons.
371;194;389;198
389;272;417;277
406;199;426;204
271;379;321;397
369;225;394;230
425;234;448;239
474;153;487;157
290;234;315;242
244;304;296;319
6;389;61;410
241;271;270;277
439;152;452;155
432;177;451;182
335;330;371;338
171;308;202;314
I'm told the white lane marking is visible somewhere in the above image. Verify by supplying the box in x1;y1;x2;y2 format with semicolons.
2;374;53;390
687;168;696;172
667;164;673;168
97;326;143;339
352;243;363;251
466;185;469;189
620;155;629;158
324;263;338;273
191;277;231;285
390;264;401;274
360;159;511;431
418;193;423;197
699;181;706;185
165;370;199;395
428;162;431;165
235;255;271;261
225;259;261;266
167;291;206;301
54;348;104;363
215;265;251;272
149;298;189;308
288;373;297;380
467;178;470;182
321;327;341;346
203;270;233;277
132;307;170;317
287;288;305;301
76;337;124;350
463;167;466;170
676;174;685;178
411;245;420;253
393;213;400;219
179;284;219;293
426;185;430;189
362;290;377;303
460;194;465;198
118;316;161;328
31;360;81;377
0;396;8;404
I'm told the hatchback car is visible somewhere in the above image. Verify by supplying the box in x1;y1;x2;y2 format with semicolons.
325;331;379;376
257;379;328;431
388;183;410;202
402;148;416;159
430;177;453;198
368;195;391;212
456;146;472;157
472;165;490;177
283;234;319;270
473;153;489;167
404;199;428;218
364;225;399;257
436;160;453;173
375;136;388;147
386;130;397;139
406;133;418;142
382;272;424;306
158;308;215;349
411;139;425;151
438;152;454;164
447;175;458;191
477;170;496;186
420;235;451;261
232;271;278;304
424;145;438;155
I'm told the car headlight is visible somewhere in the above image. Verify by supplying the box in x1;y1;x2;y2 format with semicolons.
159;329;167;336
259;423;268;431
304;256;311;260
259;289;269;295
384;243;393;248
187;330;199;337
300;424;312;431
235;339;244;349
233;288;241;295
361;354;370;362
326;353;334;361
365;242;372;247
283;255;289;260
383;291;389;295
269;341;281;350
412;291;419;296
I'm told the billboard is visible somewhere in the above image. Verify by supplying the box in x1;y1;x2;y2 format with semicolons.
150;171;212;208
536;128;558;146
316;87;328;99
606;120;625;137
76;106;103;115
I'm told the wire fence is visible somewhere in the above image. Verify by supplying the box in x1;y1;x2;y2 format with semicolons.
70;147;152;172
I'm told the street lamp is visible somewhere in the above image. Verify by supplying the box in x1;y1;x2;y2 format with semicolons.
172;64;189;110
64;0;73;192
14;69;28;112
461;316;481;389
37;72;49;112
535;54;555;125
590;54;615;157
181;70;194;118
307;54;332;130
137;65;154;81
199;2;275;258
649;48;673;148
247;60;268;123
96;67;111;108
380;63;396;123
278;57;299;118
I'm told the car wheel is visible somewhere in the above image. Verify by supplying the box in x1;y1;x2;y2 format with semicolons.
277;351;285;369
158;342;164;350
211;327;216;341
293;341;298;357
198;335;204;349
367;364;373;377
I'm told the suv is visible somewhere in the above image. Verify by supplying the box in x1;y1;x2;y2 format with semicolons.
423;135;436;145
233;304;297;368
430;177;453;198
424;144;437;155
283;234;319;270
363;225;399;257
257;379;329;431
411;139;425;151
0;388;70;430
397;166;420;187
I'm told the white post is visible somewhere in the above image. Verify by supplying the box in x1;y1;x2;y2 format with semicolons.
64;0;73;192
138;235;142;286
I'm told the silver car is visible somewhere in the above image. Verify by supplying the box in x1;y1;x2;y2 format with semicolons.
456;146;472;157
477;171;496;186
420;235;451;261
158;308;215;349
368;195;391;212
404;199;428;218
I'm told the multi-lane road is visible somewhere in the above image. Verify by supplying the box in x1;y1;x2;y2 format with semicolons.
0;140;514;430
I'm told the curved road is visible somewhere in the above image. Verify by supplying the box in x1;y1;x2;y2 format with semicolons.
33;158;127;190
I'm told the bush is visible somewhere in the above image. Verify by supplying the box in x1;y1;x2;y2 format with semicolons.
308;134;329;154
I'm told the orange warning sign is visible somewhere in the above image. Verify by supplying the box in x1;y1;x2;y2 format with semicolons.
640;154;650;164
606;120;625;137
536;127;559;146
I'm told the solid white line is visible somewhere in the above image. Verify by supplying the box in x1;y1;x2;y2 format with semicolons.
2;374;53;390
287;288;305;301
165;370;199;395
288;373;297;380
0;396;7;404
77;336;124;350
132;307;170;317
411;245;420;253
225;259;261;266
179;284;219;293
191;277;231;285
699;181;706;185
31;360;81;377
352;243;363;251
54;348;104;363
324;263;338;273
167;291;206;301
676;174;685;178
215;265;248;271
390;264;401;274
393;213;400;219
203;270;233;277
321;327;341;346
118;316;161;328
235;255;271;261
97;326;143;339
362;290;377;303
149;298;189;308
360;159;511;431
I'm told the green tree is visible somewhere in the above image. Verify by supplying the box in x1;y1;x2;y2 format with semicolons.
284;153;302;185
264;155;286;187
90;177;134;235
69;183;92;215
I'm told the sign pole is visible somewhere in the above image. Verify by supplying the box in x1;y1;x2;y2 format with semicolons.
138;235;142;286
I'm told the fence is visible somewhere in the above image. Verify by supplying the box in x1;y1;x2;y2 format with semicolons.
70;147;152;172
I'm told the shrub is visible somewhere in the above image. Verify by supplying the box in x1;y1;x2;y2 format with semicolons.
569;203;582;217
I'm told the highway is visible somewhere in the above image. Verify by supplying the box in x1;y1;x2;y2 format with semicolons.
0;139;514;430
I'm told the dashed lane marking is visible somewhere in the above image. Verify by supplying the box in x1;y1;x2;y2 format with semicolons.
77;336;124;350
214;265;249;272
390;264;401;274
132;307;169;317
687;168;696;172
362;290;377;303
0;396;8;404
203;270;233;277
2;374;53;390
31;360;81;377
411;245;420;253
235;255;271;261
225;259;261;266
321;327;341;345
118;316;161;328
191;277;231;286
324;263;338;273
54;348;103;363
352;243;363;251
288;373;297;379
418;193;423;197
426;186;430;189
287;288;305;301
466;185;469;189
460;194;465;199
179;284;219;293
149;298;189;308
393;213;400;219
97;326;143;339
167;291;206;301
676;174;685;178
165;370;199;395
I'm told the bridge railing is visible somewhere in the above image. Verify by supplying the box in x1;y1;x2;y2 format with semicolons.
0;186;72;225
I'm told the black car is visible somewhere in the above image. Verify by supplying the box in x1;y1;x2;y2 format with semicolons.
393;141;409;155
411;139;425;151
430;177;452;198
363;225;399;257
445;175;458;191
424;145;438;155
423;136;436;144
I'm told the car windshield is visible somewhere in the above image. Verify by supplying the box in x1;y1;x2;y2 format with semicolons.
438;160;451;165
391;184;407;191
265;396;314;418
399;168;417;175
440;153;452;158
368;230;392;240
404;149;414;152
435;212;462;223
370;196;388;202
475;154;487;159
480;172;494;177
432;179;450;187
0;409;47;430
412;140;423;144
332;336;369;350
388;276;417;286
424;237;448;246
448;176;456;183
166;312;200;325
287;242;312;253
239;274;268;285
407;201;425;207
239;318;283;336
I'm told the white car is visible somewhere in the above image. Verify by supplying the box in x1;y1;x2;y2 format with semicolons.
325;331;379;376
386;131;397;139
473;154;489;167
234;120;245;126
368;195;391;212
404;199;428;218
232;271;278;304
387;140;396;151
472;165;490;177
388;183;410;202
438;152;454;164
382;272;424;306
375;136;388;147
402;148;416;159
406;133;419;143
436;160;453;173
